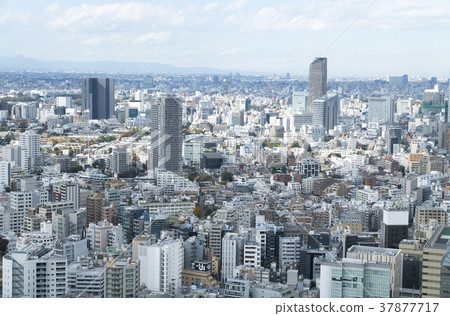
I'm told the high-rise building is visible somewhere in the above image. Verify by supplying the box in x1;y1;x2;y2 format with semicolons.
367;96;394;125
150;93;182;173
20;130;41;171
2;245;67;298
139;239;184;295
312;94;339;132
307;57;327;112
82;78;115;120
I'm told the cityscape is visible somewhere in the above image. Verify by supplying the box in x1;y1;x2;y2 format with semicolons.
0;0;450;303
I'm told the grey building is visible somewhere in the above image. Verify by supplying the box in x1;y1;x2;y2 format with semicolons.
312;94;339;132
307;57;327;112
82;78;115;120
367;96;394;125
150;93;182;173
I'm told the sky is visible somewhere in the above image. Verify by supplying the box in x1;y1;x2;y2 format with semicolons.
1;0;450;77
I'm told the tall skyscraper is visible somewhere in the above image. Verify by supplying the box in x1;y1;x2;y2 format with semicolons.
82;78;114;120
307;57;327;112
150;93;182;173
20;130;41;171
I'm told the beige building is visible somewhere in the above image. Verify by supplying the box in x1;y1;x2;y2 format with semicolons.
422;226;450;298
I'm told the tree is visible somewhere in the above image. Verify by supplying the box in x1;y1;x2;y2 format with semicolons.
281;165;287;173
291;141;300;148
127;196;133;206
221;171;234;182
304;143;312;153
193;206;203;218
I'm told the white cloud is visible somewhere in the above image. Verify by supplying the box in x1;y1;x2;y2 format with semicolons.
203;2;218;12
48;3;193;31
136;32;171;44
44;3;59;14
223;0;247;13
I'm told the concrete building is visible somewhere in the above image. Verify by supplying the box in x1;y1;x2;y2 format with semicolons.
320;258;391;298
67;258;105;298
82;78;115;120
381;209;409;249
19;130;41;171
367;96;394;125
139;239;184;295
422;226;450;298
104;258;140;298
308;57;327;112
346;245;403;297
111;146;129;176
312;94;339;132
150;93;182;173
221;233;245;283
2;245;67;298
279;237;302;268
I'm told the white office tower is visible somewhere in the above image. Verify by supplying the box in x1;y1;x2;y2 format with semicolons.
292;91;308;113
0;160;11;188
367;96;394;125
2;245;67;298
139;239;184;295
19;130;41;172
221;233;245;283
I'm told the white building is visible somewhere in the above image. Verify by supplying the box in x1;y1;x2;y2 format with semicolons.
243;242;261;268
19;130;41;171
139;239;184;295
367;96;394;125
2;245;67;298
221;233;245;283
67;258;105;298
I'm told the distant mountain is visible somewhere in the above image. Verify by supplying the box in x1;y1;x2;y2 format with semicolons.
0;55;227;74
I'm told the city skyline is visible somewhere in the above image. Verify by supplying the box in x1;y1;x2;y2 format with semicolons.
1;1;450;77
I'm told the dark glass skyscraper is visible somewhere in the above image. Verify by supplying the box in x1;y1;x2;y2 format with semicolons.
82;78;114;120
307;57;327;112
150;93;182;173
